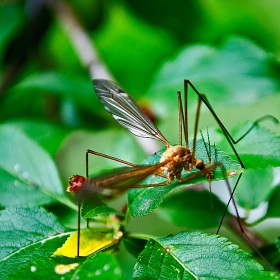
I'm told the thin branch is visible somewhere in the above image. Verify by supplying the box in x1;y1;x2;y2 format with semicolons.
47;0;159;155
47;0;113;79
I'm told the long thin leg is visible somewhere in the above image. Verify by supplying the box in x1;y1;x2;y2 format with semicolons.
216;173;243;234
177;91;183;146
185;79;279;233
86;149;168;179
184;80;279;271
83;149;169;244
184;80;203;168
192;96;203;166
183;79;189;147
221;169;275;271
87;149;138;169
77;199;81;257
186;79;279;168
179;162;221;183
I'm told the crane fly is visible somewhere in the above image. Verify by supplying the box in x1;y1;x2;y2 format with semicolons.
92;79;278;218
68;160;219;257
92;79;239;203
67;77;222;257
92;78;278;270
92;79;217;187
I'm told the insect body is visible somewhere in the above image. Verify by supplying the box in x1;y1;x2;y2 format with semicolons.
68;78;278;271
92;79;279;263
93;79;278;206
93;79;215;187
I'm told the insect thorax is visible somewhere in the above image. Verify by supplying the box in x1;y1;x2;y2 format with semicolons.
159;145;192;179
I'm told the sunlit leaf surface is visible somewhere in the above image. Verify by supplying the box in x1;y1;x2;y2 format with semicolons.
133;231;277;280
0;207;70;280
0;124;71;208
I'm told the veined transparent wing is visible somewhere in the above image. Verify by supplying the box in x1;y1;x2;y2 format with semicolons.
70;162;167;198
83;162;166;193
93;79;170;146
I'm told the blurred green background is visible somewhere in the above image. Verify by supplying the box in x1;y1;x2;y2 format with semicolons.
1;0;280;274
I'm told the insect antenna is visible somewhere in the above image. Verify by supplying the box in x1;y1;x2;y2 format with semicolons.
200;129;212;165
207;128;212;162
200;129;214;208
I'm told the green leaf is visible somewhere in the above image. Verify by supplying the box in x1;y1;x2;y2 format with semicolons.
4;120;69;157
219;122;280;169
215;122;280;210
257;244;280;270
72;252;122;279
94;1;177;93
82;197;124;219
5;71;98;108
0;71;102;123
235;168;274;210
0;169;54;207
122;237;147;258
276;237;280;252
0;124;72;208
133;231;277;280
157;189;229;229
0;4;21;57
128;139;242;217
0;207;71;280
149;36;280;114
265;185;280;219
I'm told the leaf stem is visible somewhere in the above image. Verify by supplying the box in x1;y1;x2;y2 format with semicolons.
124;232;152;241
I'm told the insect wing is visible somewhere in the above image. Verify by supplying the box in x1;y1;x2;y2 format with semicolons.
93;79;170;146
82;162;166;196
